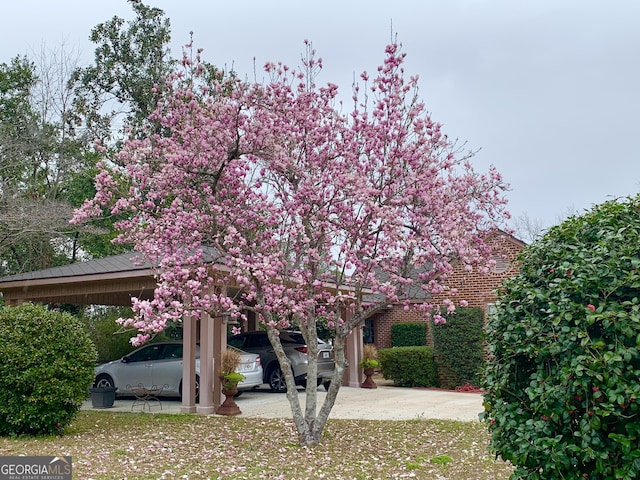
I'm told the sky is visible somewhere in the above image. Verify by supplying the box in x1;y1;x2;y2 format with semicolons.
2;0;639;237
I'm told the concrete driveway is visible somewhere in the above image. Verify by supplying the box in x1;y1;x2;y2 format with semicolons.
82;382;484;422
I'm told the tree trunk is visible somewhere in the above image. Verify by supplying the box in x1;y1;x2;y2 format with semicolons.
265;323;346;447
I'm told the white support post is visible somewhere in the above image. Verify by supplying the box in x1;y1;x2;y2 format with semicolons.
181;313;197;413
344;316;364;387
197;312;215;415
213;313;227;408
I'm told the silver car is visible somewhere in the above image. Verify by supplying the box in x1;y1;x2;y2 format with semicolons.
227;331;335;392
93;342;262;399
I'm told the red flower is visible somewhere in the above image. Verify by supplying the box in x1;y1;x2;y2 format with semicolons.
587;304;596;312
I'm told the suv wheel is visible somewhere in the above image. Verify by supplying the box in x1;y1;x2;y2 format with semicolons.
94;374;114;389
268;366;287;392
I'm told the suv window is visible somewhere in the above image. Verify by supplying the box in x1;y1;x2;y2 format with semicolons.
160;344;183;360
227;336;246;349
281;332;305;344
127;344;162;362
250;334;272;348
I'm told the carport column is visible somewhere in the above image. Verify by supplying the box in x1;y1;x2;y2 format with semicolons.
197;312;215;415
243;310;254;332
343;314;364;387
212;310;227;409
181;313;197;413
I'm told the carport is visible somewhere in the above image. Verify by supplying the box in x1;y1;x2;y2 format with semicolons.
0;252;364;414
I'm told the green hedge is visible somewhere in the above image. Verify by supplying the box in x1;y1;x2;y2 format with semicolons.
483;194;640;479
378;346;437;387
433;307;485;389
391;322;427;346
81;307;183;363
81;308;136;363
0;304;97;436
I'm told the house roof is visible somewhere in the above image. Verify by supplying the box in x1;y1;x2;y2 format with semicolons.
0;230;523;307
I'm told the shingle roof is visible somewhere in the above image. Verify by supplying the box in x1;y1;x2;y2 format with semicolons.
0;245;224;284
0;252;152;283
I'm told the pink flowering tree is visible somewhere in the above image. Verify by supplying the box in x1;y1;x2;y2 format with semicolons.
73;43;509;446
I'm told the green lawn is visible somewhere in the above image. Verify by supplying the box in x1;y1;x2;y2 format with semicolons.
0;411;513;479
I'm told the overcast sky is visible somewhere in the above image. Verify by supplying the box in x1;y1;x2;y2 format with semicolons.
2;1;639;236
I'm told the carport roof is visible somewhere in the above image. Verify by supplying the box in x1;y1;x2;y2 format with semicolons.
0;251;158;306
0;251;153;284
0;246;352;307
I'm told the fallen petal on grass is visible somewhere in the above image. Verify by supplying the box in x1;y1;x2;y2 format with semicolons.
0;411;513;479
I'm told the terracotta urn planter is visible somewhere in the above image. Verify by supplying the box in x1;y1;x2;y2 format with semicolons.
216;376;242;416
361;368;377;389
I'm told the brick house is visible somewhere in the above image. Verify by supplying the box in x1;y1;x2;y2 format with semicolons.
364;229;526;349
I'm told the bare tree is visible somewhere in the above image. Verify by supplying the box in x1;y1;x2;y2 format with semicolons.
511;212;546;243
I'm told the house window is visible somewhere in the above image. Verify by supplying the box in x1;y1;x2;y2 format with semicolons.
363;318;375;344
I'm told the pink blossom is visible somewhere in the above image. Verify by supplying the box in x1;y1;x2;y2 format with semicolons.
433;315;447;325
587;304;596;312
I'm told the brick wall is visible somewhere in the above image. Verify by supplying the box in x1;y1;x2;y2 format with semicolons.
370;230;525;349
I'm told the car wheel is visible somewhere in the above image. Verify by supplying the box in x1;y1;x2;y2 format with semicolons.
94;374;114;389
323;380;331;391
268;366;287;392
233;390;243;398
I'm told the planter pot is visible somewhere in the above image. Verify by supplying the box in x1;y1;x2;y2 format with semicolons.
361;368;377;389
216;378;242;416
88;387;117;408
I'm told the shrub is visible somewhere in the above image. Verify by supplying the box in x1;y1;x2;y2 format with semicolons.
433;307;485;389
378;346;437;387
0;303;97;436
81;307;182;363
81;308;136;364
391;322;427;347
483;194;640;479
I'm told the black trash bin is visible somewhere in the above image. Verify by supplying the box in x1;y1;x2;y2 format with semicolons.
88;387;117;408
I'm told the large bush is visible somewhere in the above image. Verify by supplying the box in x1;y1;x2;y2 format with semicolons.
483;195;640;479
378;346;437;387
433;307;485;389
391;322;427;346
0;303;97;436
81;307;138;363
81;307;184;363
